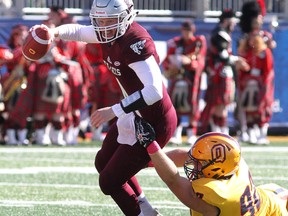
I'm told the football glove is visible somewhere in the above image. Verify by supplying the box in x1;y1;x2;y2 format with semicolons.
134;115;156;148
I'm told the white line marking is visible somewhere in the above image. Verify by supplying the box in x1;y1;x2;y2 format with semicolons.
0;146;288;153
0;157;92;164
0;167;180;176
0;147;100;153
0;199;187;209
0;182;170;191
0;200;96;206
0;164;287;175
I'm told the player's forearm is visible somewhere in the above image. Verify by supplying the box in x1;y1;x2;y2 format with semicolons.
112;56;163;118
165;148;190;167
148;143;220;215
53;24;98;43
149;148;181;187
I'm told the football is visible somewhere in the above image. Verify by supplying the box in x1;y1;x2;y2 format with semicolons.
22;25;53;61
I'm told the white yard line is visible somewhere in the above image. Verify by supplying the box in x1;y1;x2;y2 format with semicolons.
0;166;173;175
0;146;288;153
1;155;287;163
0;148;100;153
0;182;171;191
0;199;187;209
0;200;98;207
0;164;287;176
0;157;92;163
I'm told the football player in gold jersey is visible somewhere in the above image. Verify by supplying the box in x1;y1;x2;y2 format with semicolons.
136;119;288;216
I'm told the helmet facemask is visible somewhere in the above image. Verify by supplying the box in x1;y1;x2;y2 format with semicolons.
184;152;215;181
89;0;137;43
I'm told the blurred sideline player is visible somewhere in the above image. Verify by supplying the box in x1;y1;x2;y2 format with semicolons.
236;0;276;144
2;24;31;145
200;9;249;135
40;0;178;215
162;20;206;145
237;31;274;145
85;43;122;141
47;7;88;145
0;44;13;142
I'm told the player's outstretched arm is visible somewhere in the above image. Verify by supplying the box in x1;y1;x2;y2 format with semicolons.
148;143;219;216
49;24;98;43
134;117;220;216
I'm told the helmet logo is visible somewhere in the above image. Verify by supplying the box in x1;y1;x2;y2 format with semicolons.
211;144;226;163
95;11;106;15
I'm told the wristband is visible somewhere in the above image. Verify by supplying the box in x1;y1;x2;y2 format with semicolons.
147;141;161;154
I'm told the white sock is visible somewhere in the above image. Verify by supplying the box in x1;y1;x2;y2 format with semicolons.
138;192;154;215
138;212;144;216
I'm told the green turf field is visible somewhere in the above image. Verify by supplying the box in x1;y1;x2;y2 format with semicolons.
0;140;287;216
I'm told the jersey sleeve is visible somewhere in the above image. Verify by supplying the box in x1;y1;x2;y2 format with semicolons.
123;37;157;65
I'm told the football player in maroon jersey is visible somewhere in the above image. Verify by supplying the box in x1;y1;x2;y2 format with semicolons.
38;0;178;215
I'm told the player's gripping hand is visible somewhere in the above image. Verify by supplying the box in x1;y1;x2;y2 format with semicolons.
134;115;156;148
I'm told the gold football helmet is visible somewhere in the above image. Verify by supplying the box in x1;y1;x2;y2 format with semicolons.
184;132;241;180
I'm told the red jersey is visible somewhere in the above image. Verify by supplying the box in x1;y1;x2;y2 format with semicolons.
238;48;274;123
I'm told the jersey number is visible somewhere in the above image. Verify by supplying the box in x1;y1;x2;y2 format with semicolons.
240;175;261;216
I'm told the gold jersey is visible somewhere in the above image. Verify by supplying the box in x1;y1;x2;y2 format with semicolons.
191;159;288;216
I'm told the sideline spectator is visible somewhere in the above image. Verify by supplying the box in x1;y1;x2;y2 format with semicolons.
235;0;276;144
85;43;122;141
2;24;31;145
237;32;275;145
48;6;76;26
162;20;206;145
200;9;249;135
47;7;87;145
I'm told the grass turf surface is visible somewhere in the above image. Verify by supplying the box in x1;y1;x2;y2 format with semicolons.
0;139;287;216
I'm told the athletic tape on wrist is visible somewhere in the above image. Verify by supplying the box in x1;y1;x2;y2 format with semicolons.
147;141;161;154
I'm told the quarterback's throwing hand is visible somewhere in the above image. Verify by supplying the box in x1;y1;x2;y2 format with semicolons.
134;116;156;148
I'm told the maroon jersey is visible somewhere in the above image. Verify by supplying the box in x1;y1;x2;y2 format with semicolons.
85;43;122;108
94;22;177;216
100;22;176;143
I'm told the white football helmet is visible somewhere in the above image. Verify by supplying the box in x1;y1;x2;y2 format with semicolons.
89;0;137;43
